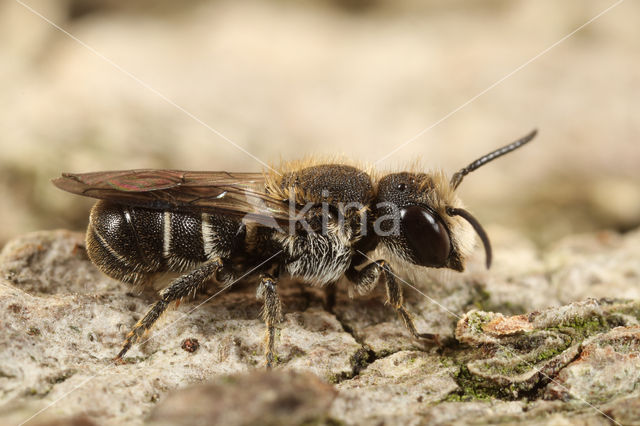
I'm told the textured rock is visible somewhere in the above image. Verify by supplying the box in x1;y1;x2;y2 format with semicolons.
1;228;640;425
547;231;640;304
0;231;360;424
331;350;459;425
602;394;640;426
148;371;336;426
545;325;640;405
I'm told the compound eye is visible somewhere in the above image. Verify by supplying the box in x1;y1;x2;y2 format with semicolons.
400;206;451;267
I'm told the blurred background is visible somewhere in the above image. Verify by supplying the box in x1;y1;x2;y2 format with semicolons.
0;0;638;248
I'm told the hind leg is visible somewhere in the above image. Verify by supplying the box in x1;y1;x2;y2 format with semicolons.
115;258;224;360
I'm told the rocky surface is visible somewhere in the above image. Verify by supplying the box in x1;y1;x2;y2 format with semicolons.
1;227;639;425
147;371;337;426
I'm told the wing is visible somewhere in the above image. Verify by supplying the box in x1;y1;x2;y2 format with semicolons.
52;169;292;227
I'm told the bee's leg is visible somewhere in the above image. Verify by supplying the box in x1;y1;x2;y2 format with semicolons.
256;274;283;369
378;261;431;340
324;283;337;312
115;258;224;361
347;260;436;341
345;260;383;296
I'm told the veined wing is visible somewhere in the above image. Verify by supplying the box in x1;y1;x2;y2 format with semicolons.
52;169;292;227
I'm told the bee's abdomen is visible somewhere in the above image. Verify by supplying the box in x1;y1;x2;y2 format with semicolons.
86;201;240;285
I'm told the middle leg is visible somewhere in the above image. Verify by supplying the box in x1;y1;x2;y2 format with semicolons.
256;274;283;369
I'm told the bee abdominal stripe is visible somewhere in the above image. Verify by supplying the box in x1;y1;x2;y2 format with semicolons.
201;213;215;258
162;211;172;259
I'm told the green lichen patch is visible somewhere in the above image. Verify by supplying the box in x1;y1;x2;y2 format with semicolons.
47;369;76;385
349;346;374;376
452;299;640;400
446;365;502;401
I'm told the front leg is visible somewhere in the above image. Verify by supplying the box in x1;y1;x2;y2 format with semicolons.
256;274;283;369
346;260;437;341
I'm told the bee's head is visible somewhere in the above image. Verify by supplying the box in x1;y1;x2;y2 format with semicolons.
375;171;473;271
374;129;537;272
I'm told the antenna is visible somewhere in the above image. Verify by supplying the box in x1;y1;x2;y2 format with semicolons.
446;207;492;269
450;129;537;190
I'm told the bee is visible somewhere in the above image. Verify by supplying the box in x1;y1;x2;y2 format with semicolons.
53;130;536;368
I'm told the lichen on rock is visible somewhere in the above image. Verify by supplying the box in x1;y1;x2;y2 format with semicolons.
453;299;640;403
